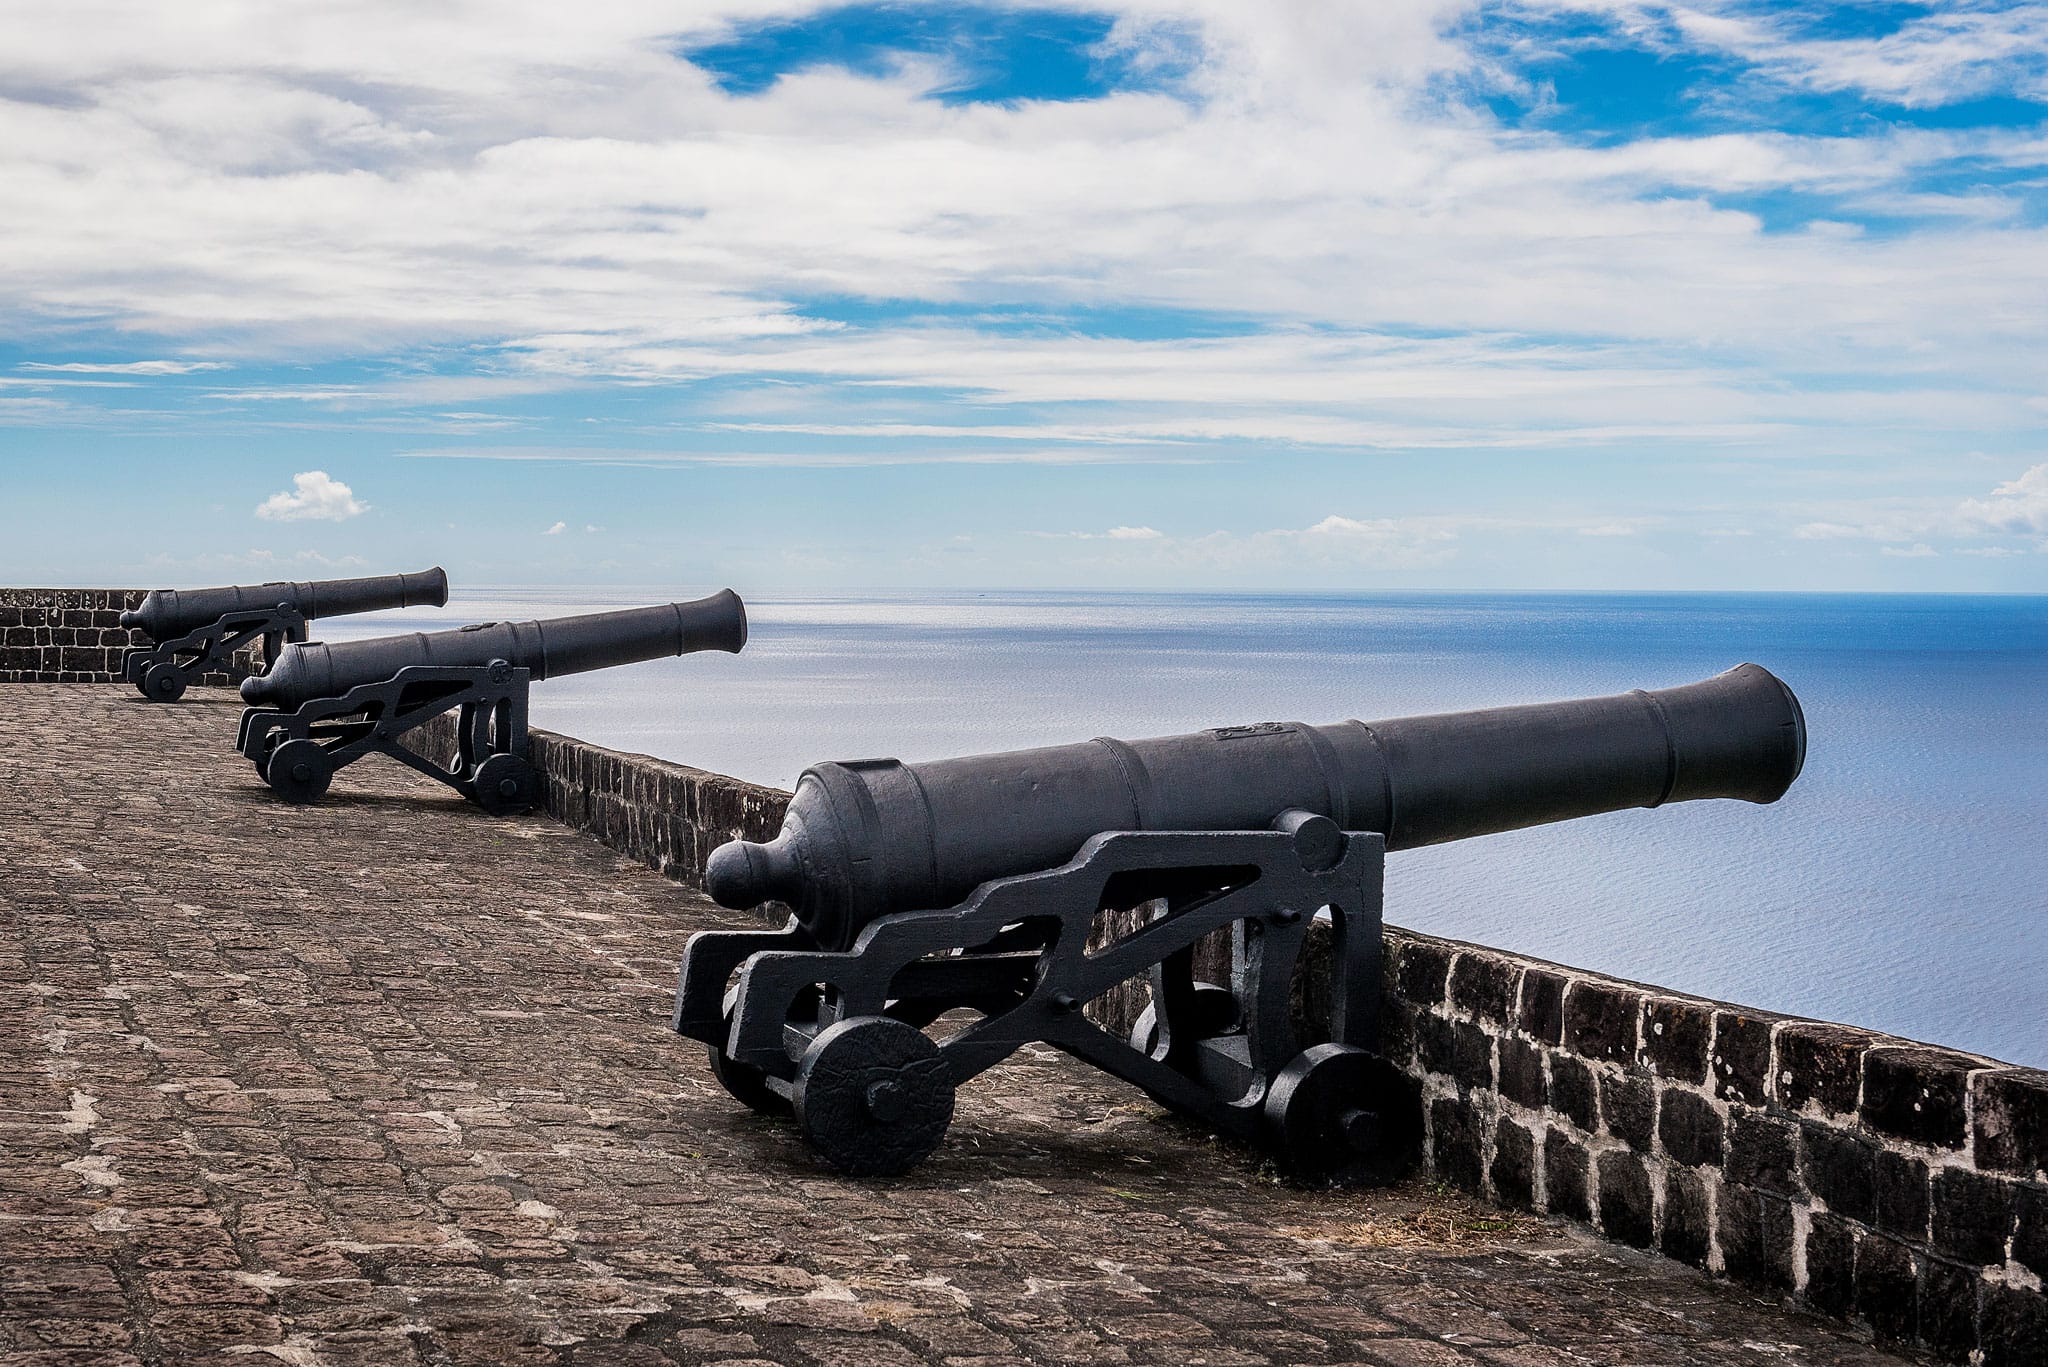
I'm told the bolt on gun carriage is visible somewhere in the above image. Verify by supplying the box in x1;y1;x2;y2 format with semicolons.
677;664;1806;1183
236;591;747;813
120;567;449;702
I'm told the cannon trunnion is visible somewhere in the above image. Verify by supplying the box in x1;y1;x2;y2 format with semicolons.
676;665;1806;1182
119;567;448;702
235;592;747;812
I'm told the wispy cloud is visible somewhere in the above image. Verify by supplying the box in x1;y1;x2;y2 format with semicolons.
21;359;229;375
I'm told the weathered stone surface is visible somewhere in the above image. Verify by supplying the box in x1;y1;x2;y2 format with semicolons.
1448;952;1517;1027
1710;1011;1773;1107
1491;1119;1535;1211
1776;1022;1867;1116
1599;1073;1653;1155
1516;969;1565;1046
1862;1047;1973;1150
1657;1089;1724;1169
1974;1070;2048;1179
1639;997;1712;1085
1595;1152;1652;1249
1931;1168;2015;1266
1546;1056;1597;1133
1562;981;1636;1065
0;683;1934;1367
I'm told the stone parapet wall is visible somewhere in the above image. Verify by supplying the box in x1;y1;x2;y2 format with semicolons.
1379;927;2047;1366
523;727;789;889
0;588;257;685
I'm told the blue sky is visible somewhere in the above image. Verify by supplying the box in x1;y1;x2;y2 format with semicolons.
3;0;2046;591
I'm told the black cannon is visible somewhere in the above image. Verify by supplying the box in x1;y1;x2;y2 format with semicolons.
677;664;1805;1182
236;592;747;812
119;568;450;702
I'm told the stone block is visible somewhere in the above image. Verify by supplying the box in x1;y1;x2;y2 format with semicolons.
1726;1112;1800;1197
1918;1257;1982;1364
1548;1054;1598;1132
1601;1072;1654;1153
1932;1168;2015;1267
1498;1036;1545;1109
1974;1069;2048;1178
1543;1128;1591;1222
1639;996;1712;1084
1491;1117;1535;1210
1856;1231;1920;1345
1416;1014;1493;1091
1803;1211;1855;1320
2015;1183;2048;1281
1448;952;1517;1026
1718;1184;1794;1292
3;626;32;646
1712;1011;1773;1106
1774;1022;1867;1115
1430;1096;1483;1193
1981;1281;2048;1367
1518;968;1565;1045
1863;1046;1973;1150
1379;1000;1417;1070
1662;1166;1711;1269
1563;980;1637;1064
1801;1123;1876;1224
1658;1088;1724;1168
1393;939;1452;1006
1596;1151;1653;1248
1875;1148;1931;1241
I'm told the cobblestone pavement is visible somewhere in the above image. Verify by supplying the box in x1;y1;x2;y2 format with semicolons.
0;686;1919;1367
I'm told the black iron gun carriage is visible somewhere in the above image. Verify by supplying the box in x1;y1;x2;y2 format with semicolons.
677;664;1806;1184
236;592;747;813
120;567;449;702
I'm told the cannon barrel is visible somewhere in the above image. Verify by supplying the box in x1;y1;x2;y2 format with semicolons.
239;591;748;708
121;568;449;643
706;664;1805;951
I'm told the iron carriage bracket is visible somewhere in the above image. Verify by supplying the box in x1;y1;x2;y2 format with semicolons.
677;818;1420;1184
122;606;308;703
235;661;538;813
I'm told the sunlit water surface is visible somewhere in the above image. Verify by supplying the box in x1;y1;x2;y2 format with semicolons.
316;590;2048;1066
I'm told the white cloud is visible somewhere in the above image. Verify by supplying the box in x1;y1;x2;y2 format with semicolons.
1881;543;1938;558
1958;462;2048;535
1106;525;1164;540
254;470;367;522
543;520;567;535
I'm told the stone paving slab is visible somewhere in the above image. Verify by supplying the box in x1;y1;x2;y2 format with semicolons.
0;686;1921;1366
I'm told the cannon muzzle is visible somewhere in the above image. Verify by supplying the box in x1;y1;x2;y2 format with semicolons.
239;590;747;708
706;664;1805;950
121;567;449;642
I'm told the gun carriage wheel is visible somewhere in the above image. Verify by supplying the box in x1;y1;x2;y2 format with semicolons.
139;662;188;703
262;738;334;805
793;1016;956;1178
1264;1043;1422;1187
470;753;537;817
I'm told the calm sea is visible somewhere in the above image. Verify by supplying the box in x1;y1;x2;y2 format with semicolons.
317;590;2048;1066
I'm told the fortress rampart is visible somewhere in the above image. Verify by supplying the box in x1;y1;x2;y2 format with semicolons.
5;591;2043;1364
